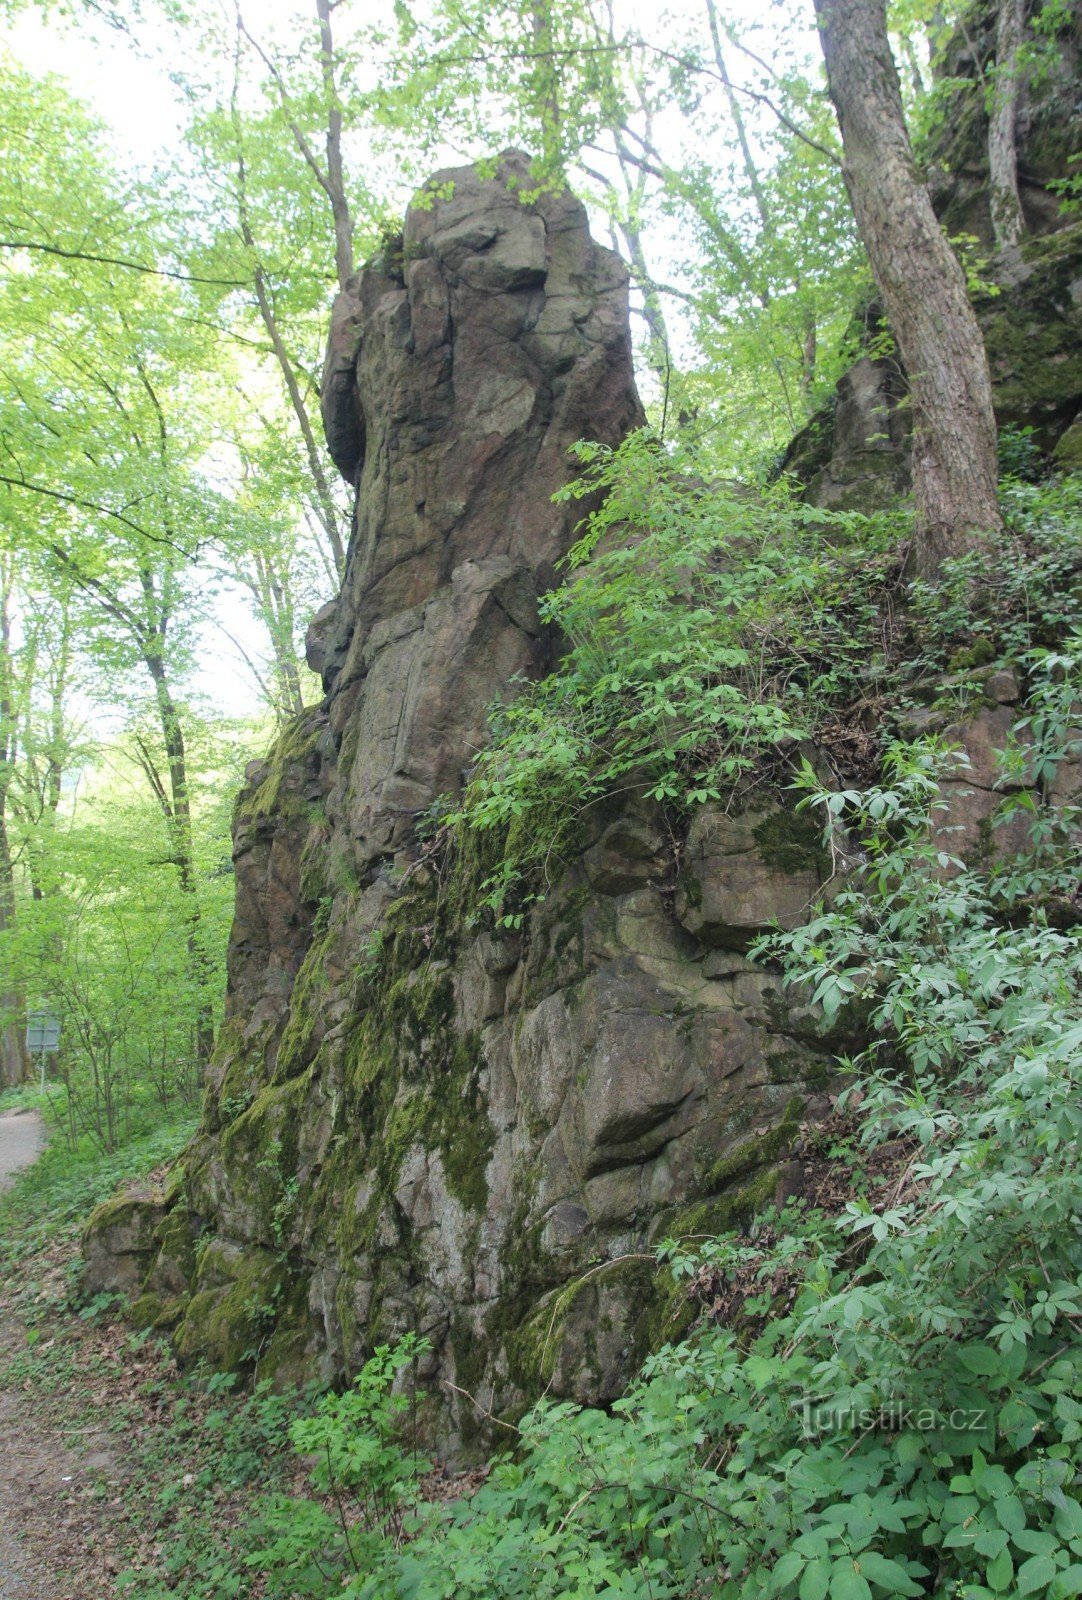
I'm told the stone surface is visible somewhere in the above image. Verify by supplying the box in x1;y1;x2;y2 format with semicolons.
676;802;829;948
81;156;836;1454
80;150;1081;1460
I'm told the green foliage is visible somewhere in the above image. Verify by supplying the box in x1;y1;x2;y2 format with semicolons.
998;423;1042;483
448;430;900;919
239;694;1082;1598
907;474;1082;669
252;1335;431;1595
0;1102;196;1266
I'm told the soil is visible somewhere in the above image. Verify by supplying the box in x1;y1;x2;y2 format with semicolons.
0;1115;121;1600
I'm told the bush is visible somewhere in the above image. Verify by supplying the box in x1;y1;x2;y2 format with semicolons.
246;659;1082;1599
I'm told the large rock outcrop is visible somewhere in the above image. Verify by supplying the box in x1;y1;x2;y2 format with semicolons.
82;155;848;1450
82;149;1078;1458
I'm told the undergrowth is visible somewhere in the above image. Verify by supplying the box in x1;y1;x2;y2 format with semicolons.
441;432;1080;925
0;1091;197;1265
240;640;1082;1599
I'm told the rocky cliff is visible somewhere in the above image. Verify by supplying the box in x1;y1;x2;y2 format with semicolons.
83;141;1080;1456
83;155;845;1448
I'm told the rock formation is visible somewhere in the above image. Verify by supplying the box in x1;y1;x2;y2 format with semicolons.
82;142;1080;1457
81;155;849;1449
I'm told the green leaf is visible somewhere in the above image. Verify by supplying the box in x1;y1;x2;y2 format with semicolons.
1018;1555;1058;1596
1053;1564;1082;1597
958;1346;1002;1377
770;1551;805;1591
986;1546;1014;1592
800;1559;829;1600
855;1551;920;1594
830;1561;872;1600
995;1495;1027;1536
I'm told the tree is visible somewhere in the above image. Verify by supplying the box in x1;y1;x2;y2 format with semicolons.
812;0;1004;577
989;0;1028;250
0;556;29;1085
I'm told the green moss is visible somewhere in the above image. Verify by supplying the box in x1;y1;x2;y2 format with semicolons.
703;1097;802;1194
752;808;829;876
504;1255;674;1395
325;957;496;1272
129;1291;187;1331
215;1072;313;1243
151;1203;197;1286
948;637;997;672
236;710;324;824
174;1247;292;1371
980;224;1082;436
255;1277;319;1389
666;1166;781;1244
272;921;339;1083
299;822;332;904
81;1190;163;1258
1053;422;1082;472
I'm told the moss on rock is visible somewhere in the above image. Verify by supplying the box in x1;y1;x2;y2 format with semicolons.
174;1244;293;1371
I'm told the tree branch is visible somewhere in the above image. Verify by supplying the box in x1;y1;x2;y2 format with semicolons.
0;239;247;287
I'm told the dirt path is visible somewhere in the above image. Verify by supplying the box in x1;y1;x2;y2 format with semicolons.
0;1111;119;1600
0;1111;44;1191
0;1110;53;1600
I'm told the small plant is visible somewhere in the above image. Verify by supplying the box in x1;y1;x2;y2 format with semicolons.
446;429;902;921
237;705;1082;1600
251;1334;431;1595
998;422;1042;483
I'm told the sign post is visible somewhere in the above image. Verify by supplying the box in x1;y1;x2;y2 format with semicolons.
25;1011;60;1091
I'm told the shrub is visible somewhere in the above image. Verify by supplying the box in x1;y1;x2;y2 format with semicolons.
248;666;1082;1599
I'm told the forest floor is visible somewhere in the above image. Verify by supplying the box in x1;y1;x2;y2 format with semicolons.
0;1102;297;1600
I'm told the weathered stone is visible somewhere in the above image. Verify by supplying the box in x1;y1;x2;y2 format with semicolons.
71;156;872;1457
676;803;827;949
81;1190;166;1297
584;817;670;895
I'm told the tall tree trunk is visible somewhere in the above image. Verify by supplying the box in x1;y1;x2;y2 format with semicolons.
143;645;215;1064
989;0;1027;251
531;4;563;173
812;0;1003;578
316;0;354;289
0;578;28;1086
231;15;348;576
704;0;771;232
0;822;28;1088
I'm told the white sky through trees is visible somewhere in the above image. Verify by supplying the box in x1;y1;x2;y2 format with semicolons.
4;0;825;722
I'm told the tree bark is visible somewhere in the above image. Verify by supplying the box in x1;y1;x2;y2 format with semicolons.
0;574;29;1086
316;0;354;288
989;0;1028;251
813;0;1004;578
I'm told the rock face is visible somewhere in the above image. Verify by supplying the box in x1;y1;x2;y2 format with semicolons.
80;152;1078;1457
80;155;849;1449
